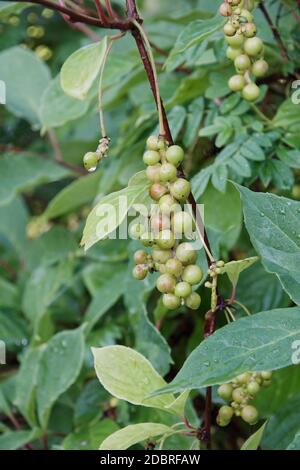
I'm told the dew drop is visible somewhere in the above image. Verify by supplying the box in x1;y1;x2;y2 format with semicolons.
88;167;97;173
260;212;265;217
143;377;150;385
203;361;210;367
61;340;67;348
280;209;285;215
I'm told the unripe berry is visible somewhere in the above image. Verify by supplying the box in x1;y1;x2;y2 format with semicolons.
228;74;246;91
252;59;269;77
143;150;161;166
261;371;272;380
165;145;184;167
159;162;177;182
241;405;258;424
129;223;146;239
146;164;161;183
230;0;241;5
182;265;203;285
218;383;233;401
219;405;234;422
162;293;181;310
155;262;167;274
133;264;148;280
172;211;194;236
226;46;243;60
152;248;173;264
174;281;192;298
156;229;175;249
244;22;257;38
150;213;170;233
176;243;197;265
185;292;201;310
146;135;160;151
83;152;98;171
242;82;260;101
224;22;236;37
244;37;263;56
247;381;260;395
234;54;251;71
219;2;232;16
236;372;251;384
232;387;246;404
165;258;183;277
170;178;191;202
140;232;155;247
134;250;148;264
226;33;244;48
240;9;253;22
149;183;168;201
158;194;179;215
156;273;176;293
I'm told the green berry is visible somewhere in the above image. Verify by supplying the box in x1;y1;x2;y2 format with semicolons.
174;281;192;298
162;293;181;310
165;258;183;277
252;59;269;77
159;162;177;182
236;372;251;384
140;232;155;247
146;135;160;151
150;213;170;233
224;22;236;36
219;405;234;422
261;371;272;380
226;33;244;48
156;229;175;249
149;183;168;201
241;405;258;424
152;248;173;264
132;265;148;280
228;74;246;91
234;54;251;71
129;223;146;239
176;243;197;265
134;250;148;264
247;381;260;396
240;9;253;22
242;82;260;101
185;292;201;310
155;263;167;274
226;46;243;60
218;383;233;401
182;265;203;285
232;387;246;404
172;211;194;236
83;152;98;171
244;22;257;38
165;145;184;167
156;273;176;293
170;178;191;202
146;164;161;183
158;194;178;215
143;150;161;166
244;37;263;56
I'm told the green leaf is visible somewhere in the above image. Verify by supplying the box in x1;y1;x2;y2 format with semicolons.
262;394;300;450
0;153;70;207
81;182;149;251
0;196;28;254
99;423;174;450
152;307;300;395
37;327;85;428
236;185;300;305
63;418;118;450
60;38;108;100
0;46;50;127
74;379;108;427
92;345;177;412
272;99;300;132
0;429;41;450
166;16;225;65
220;256;259;288
286;432;300;450
0;311;28;351
241;422;267;450
0;278;18;308
40;76;90;129
41;171;102;221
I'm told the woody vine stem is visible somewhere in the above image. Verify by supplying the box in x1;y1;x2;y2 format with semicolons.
13;0;222;448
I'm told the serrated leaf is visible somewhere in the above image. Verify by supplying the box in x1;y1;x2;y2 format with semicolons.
37;327;85;428
241;422;267;450
151;307;300;396
99;423;174;450
92;345;177;412
60;38;108;100
236;185;300;305
220;256;259;287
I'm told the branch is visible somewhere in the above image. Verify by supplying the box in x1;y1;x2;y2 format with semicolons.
258;0;289;61
47;130;87;175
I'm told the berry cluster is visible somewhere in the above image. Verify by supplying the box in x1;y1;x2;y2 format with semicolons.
217;370;272;426
131;136;203;311
219;0;268;101
83;137;110;172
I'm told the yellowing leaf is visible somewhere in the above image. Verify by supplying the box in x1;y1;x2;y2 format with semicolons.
99;423;173;450
220;256;259;287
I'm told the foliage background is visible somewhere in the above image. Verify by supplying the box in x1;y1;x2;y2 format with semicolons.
0;0;299;450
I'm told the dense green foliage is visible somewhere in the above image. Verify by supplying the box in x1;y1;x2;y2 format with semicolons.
0;0;300;451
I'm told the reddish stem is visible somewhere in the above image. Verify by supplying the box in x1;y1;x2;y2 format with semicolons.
94;0;108;23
